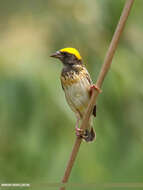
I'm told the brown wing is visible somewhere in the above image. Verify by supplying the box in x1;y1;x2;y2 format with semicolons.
85;72;92;85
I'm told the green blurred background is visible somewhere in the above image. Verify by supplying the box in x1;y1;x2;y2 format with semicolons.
0;0;143;189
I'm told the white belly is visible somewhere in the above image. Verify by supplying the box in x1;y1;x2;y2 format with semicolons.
64;77;91;117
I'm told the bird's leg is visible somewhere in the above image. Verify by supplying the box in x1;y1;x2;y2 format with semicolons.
90;84;102;95
76;125;96;142
75;116;84;137
75;117;96;142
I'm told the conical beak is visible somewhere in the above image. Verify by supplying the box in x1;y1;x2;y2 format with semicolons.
50;51;62;59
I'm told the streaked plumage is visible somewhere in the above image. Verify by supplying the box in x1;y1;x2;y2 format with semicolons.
50;47;96;142
61;64;92;118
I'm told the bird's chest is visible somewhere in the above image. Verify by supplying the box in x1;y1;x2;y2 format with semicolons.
64;78;90;101
61;70;91;114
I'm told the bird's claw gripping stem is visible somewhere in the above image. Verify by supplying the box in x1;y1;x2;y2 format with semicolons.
75;127;84;137
75;127;96;142
90;84;102;94
75;127;88;140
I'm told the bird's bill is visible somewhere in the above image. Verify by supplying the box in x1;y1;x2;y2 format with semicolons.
50;51;62;59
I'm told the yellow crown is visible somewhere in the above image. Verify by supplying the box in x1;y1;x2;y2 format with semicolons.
59;47;82;60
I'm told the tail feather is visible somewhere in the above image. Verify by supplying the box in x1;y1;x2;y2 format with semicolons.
93;105;96;117
84;127;96;142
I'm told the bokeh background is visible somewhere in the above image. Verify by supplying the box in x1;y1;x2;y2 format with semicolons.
0;0;143;189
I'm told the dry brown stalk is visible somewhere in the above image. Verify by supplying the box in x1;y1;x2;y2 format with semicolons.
59;0;134;189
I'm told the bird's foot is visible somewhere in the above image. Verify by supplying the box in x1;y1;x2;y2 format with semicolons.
75;127;96;142
75;127;85;137
90;84;102;95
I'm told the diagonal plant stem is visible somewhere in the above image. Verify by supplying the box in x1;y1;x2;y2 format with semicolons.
59;0;134;189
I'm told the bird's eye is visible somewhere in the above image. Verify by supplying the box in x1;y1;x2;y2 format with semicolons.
62;52;67;56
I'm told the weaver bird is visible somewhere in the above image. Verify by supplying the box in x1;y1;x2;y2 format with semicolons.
50;47;100;142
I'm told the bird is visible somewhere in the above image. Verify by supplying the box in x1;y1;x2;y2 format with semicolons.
50;47;100;142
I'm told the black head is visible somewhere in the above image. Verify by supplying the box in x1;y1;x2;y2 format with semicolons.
50;48;82;66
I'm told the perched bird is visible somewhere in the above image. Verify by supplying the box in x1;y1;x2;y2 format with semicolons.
50;47;99;142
